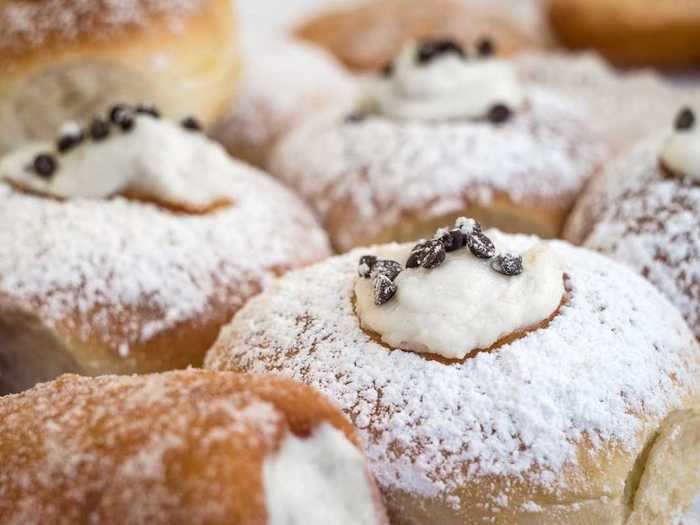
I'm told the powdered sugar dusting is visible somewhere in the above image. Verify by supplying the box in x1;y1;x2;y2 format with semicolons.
515;52;700;149
207;235;699;502
0;0;208;54
0;371;288;524
567;133;700;338
0;155;329;352
212;36;356;163
270;86;608;250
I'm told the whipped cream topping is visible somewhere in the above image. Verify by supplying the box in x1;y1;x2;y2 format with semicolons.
263;423;378;525
660;108;700;183
354;239;564;359
0;115;234;211
373;40;526;121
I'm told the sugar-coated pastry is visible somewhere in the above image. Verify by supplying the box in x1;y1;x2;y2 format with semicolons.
0;106;329;394
0;370;389;525
0;0;240;155
547;0;700;68
515;52;700;150
294;0;547;72
565;107;700;340
270;40;609;251
206;219;700;524
211;37;357;168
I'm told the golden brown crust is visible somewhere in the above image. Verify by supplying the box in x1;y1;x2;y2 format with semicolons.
0;0;240;153
294;0;545;72
0;370;387;524
547;0;700;67
326;189;570;252
270;88;609;252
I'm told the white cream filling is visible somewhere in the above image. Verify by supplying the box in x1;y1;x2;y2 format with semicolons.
263;423;378;525
355;241;564;360
373;41;526;121
660;127;700;183
0;116;234;210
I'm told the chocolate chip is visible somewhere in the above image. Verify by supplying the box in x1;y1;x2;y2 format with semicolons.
437;228;466;252
488;104;512;124
33;153;57;178
118;116;135;132
405;245;422;268
466;231;496;259
416;39;465;65
181;116;202;132
358;255;378;278
371;259;402;281
345;111;367;123
109;104;132;125
476;37;494;57
381;61;394;77
107;105;135;132
56;130;84;153
491;253;523;276
89;118;110;141
406;239;446;269
373;274;398;305
136;104;161;118
675;107;695;131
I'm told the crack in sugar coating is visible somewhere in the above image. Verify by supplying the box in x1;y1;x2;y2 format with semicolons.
270;86;608;250
206;234;699;504
0;159;329;352
568;134;700;338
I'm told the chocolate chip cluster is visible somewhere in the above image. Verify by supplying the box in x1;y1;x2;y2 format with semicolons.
363;36;512;126
28;104;202;180
358;218;524;306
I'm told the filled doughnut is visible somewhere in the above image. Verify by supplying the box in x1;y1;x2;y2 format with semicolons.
0;105;329;394
207;218;700;524
0;0;240;155
515;51;700;150
211;37;356;168
0;369;388;525
270;39;609;251
294;0;548;72
565;107;700;339
547;0;700;68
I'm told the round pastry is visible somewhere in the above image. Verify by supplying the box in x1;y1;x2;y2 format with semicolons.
211;37;357;168
515;51;700;151
0;369;389;525
206;218;700;524
0;0;240;155
546;0;700;68
294;0;548;72
270;40;609;251
565;107;700;340
0;105;330;394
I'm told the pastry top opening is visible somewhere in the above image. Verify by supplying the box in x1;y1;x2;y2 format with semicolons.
0;104;234;214
354;217;565;360
364;37;526;123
